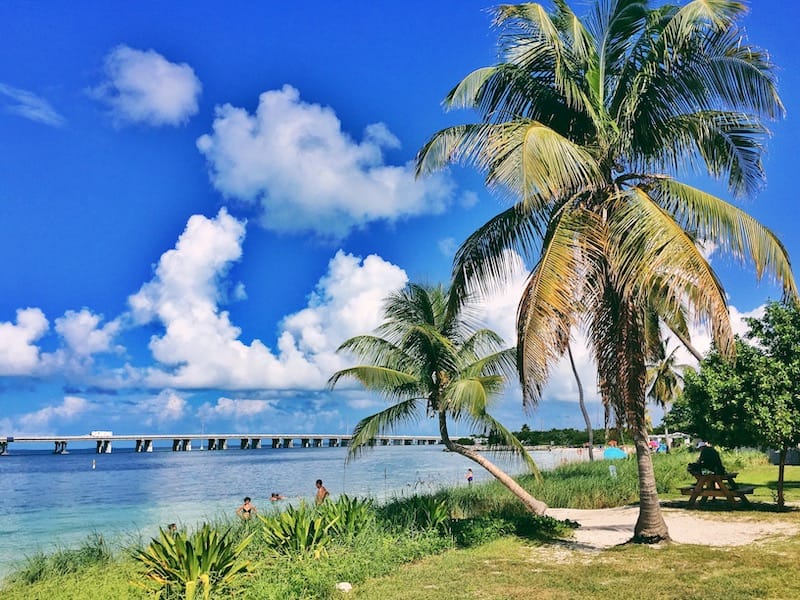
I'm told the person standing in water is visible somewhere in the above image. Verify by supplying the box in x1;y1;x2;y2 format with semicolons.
315;479;329;504
236;496;257;520
466;468;473;486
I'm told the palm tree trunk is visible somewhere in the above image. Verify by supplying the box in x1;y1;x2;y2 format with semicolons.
438;412;548;515
632;426;670;542
568;344;593;461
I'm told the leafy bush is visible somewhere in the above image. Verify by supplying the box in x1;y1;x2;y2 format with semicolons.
132;523;253;599
258;502;338;559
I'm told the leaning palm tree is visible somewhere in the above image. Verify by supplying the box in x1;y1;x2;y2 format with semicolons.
328;283;548;515
416;0;796;541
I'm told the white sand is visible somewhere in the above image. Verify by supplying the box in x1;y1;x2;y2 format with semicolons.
546;505;798;549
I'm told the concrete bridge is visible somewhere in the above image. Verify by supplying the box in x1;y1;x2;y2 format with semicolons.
0;433;442;455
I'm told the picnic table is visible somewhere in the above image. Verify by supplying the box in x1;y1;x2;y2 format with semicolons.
680;471;755;507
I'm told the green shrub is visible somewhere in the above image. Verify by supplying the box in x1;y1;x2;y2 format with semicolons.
258;502;338;559
132;523;253;599
315;494;375;541
378;494;450;532
9;533;112;585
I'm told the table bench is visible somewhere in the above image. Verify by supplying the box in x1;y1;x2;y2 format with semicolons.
680;472;755;507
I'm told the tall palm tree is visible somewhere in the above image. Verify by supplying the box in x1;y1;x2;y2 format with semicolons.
416;0;796;541
646;338;690;449
328;283;548;515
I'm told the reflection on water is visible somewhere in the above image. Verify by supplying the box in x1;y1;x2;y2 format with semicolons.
0;444;583;577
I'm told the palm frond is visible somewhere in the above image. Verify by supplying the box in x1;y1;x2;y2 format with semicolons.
649;178;796;298
347;399;423;461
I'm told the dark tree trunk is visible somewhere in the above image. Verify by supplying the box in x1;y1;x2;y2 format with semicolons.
778;446;787;509
568;344;593;461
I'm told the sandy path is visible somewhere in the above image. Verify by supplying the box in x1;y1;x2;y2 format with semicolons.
546;506;798;549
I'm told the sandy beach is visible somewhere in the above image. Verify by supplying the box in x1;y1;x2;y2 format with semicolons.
546;505;799;550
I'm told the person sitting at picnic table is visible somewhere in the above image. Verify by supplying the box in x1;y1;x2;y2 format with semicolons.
689;441;725;476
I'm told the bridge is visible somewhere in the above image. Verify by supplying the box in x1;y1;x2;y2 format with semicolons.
0;433;442;455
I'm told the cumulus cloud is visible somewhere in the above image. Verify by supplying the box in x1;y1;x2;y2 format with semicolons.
92;45;201;126
133;390;188;427
196;85;454;238
0;83;65;126
127;209;408;390
55;309;120;357
17;396;92;432
0;308;49;376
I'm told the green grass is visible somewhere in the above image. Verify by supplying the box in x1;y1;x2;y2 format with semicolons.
350;528;800;600
2;450;798;599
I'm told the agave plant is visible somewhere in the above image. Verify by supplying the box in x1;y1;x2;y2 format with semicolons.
132;524;253;600
315;494;376;541
258;502;339;560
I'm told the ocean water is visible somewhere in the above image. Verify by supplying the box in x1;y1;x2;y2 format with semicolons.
0;444;583;578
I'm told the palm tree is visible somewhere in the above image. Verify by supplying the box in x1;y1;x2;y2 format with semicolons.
646;338;690;450
328;283;548;515
416;0;796;541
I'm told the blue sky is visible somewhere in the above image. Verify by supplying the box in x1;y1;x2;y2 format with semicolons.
1;0;798;440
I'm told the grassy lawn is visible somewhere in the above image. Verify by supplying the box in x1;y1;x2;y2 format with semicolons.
352;524;800;600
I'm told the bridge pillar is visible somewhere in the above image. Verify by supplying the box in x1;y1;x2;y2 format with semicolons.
380;438;389;446
301;438;310;448
172;439;181;451
54;440;68;454
328;438;339;447
313;438;322;448
219;438;227;450
96;440;111;453
281;438;292;448
404;439;412;445
251;438;262;449
240;438;250;450
341;438;348;447
0;440;7;455
208;438;217;451
272;438;280;448
183;439;192;451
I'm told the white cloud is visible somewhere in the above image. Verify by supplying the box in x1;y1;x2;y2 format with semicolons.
196;85;454;238
200;397;276;420
92;45;201;126
127;209;408;390
133;390;188;427
17;396;92;432
0;308;49;376
55;309;120;357
0;83;65;126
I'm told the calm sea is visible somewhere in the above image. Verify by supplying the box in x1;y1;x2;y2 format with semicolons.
0;443;583;578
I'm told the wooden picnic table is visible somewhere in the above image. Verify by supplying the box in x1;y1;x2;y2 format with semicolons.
680;471;755;507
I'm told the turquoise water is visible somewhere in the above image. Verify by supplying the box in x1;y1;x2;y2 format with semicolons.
0;444;580;578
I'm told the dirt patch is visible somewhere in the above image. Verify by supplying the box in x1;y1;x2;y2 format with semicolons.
546;506;799;549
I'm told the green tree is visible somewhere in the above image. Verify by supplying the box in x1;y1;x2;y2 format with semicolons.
744;302;800;507
672;300;800;509
416;1;795;540
646;338;690;450
328;283;548;514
